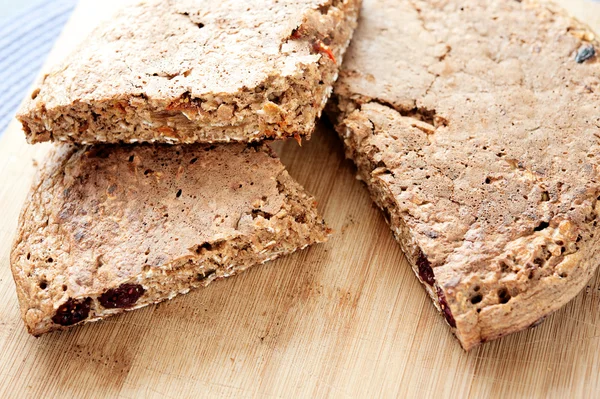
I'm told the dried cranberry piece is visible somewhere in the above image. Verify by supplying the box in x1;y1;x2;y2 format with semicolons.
52;298;92;326
436;287;456;328
99;284;145;309
416;249;435;286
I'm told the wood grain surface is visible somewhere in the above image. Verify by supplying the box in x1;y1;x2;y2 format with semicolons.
0;1;599;398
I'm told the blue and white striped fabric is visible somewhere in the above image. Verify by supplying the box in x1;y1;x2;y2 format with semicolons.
0;0;77;137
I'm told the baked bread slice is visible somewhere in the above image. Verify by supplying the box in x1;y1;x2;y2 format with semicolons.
11;143;330;336
17;0;361;145
329;0;600;350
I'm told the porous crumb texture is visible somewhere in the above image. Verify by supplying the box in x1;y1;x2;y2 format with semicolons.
11;144;330;336
18;0;361;145
329;0;600;350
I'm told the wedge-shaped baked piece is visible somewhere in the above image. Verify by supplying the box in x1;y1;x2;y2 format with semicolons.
329;0;600;350
17;0;361;145
11;143;329;336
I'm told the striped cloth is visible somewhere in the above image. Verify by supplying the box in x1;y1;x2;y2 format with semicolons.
0;0;77;137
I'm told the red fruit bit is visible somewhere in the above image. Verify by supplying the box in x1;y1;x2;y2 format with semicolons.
52;298;92;326
291;28;303;39
99;284;146;309
312;40;336;63
294;134;303;146
437;286;456;328
416;249;435;286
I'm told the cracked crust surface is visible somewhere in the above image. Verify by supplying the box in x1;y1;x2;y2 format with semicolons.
11;144;330;336
17;0;361;145
329;0;600;350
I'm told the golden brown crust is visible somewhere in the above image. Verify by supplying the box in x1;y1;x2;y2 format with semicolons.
11;143;330;335
330;0;600;350
18;0;361;144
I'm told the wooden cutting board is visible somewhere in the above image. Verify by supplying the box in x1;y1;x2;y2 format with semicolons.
1;1;599;397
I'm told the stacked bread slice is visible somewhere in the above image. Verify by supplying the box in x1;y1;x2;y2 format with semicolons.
12;0;361;336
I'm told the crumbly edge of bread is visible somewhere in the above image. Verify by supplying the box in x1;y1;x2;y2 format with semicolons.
330;103;600;351
18;0;361;145
11;158;330;336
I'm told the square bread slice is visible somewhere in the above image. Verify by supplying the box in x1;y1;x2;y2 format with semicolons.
17;0;361;145
11;143;330;336
329;0;600;350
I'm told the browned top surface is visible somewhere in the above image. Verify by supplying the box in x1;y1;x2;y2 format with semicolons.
19;0;344;113
336;0;600;266
13;143;286;288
